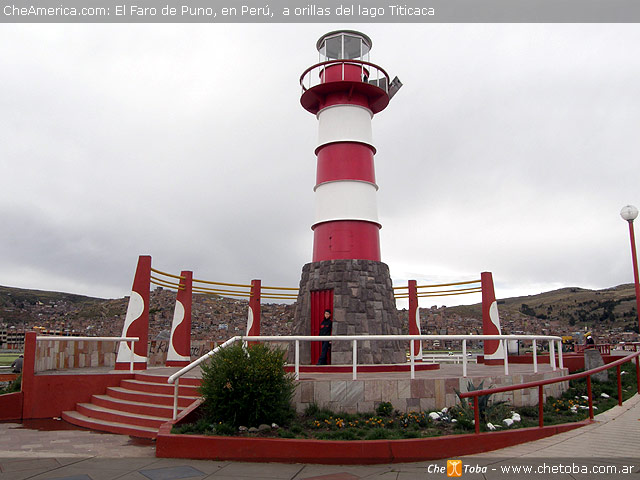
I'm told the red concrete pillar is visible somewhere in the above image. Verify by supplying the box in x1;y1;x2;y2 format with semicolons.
408;280;422;360
166;271;193;367
115;255;151;370
481;271;504;362
246;280;261;344
21;331;37;419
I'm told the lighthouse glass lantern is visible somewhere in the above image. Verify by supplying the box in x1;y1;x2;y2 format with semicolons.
317;31;371;61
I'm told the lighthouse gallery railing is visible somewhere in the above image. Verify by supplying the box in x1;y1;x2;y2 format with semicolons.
300;59;391;93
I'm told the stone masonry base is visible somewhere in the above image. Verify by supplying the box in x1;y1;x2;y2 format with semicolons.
291;259;405;365
292;369;570;414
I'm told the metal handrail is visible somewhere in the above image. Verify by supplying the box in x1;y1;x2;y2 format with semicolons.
460;349;640;433
167;336;239;419
166;333;564;419
35;335;139;373
300;59;391;93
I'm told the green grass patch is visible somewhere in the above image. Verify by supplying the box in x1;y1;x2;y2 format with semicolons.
0;354;20;367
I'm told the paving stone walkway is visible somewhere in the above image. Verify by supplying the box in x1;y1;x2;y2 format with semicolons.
1;394;638;479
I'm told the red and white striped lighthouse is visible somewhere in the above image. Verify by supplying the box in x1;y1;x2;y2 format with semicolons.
293;31;404;366
300;30;401;262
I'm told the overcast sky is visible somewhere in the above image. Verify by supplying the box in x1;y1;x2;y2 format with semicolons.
1;23;639;308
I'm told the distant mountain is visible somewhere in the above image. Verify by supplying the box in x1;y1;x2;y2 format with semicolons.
446;284;639;333
0;284;295;340
1;283;638;339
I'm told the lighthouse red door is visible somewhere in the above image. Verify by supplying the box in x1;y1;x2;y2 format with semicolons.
310;289;333;365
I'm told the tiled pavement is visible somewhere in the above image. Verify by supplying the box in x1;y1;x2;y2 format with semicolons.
1;394;638;479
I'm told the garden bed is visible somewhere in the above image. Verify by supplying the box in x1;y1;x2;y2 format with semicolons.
157;343;637;463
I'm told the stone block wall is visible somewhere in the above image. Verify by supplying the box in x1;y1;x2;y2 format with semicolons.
292;369;570;414
34;339;219;372
291;260;405;365
35;340;118;372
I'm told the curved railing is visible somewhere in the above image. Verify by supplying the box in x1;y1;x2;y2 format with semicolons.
300;59;391;94
459;349;640;433
166;333;564;419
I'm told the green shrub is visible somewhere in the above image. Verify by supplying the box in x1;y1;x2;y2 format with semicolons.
0;375;21;395
365;427;394;440
214;422;236;436
199;342;296;428
376;401;394;417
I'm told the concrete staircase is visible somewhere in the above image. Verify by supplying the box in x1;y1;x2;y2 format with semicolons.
62;372;201;439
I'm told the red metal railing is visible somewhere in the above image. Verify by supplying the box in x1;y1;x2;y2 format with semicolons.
619;342;640;352
459;350;640;434
574;343;611;355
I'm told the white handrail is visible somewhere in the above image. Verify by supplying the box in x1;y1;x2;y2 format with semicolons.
168;336;239;419
36;335;139;372
166;333;564;419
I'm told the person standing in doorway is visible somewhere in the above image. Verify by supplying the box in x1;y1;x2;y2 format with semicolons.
317;309;333;365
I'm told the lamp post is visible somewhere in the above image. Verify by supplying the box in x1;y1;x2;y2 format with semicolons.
620;205;640;334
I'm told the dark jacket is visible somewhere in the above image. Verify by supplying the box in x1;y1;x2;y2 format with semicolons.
319;318;332;336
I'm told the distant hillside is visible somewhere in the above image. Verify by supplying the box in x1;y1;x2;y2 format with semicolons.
1;283;638;342
446;284;639;333
0;284;295;341
0;285;103;308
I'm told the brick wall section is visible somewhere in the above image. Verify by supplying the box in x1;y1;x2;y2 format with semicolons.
292;369;570;414
292;260;406;365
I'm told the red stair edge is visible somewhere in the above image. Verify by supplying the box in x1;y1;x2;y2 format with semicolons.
106;386;199;407
120;379;200;396
76;403;166;429
61;410;158;439
135;373;201;387
91;394;180;419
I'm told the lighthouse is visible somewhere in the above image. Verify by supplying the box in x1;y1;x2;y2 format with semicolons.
292;30;404;366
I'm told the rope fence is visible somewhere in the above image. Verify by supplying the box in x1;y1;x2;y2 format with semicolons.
149;267;185;291
394;279;481;299
148;262;484;303
146;269;300;299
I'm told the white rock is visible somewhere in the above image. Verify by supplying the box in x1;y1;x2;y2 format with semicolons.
601;393;610;398
451;418;457;423
440;407;448;414
429;412;441;421
581;395;589;400
511;413;521;422
503;418;514;427
486;423;496;431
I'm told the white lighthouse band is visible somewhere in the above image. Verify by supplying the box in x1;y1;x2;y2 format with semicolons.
313;180;380;227
316;104;374;152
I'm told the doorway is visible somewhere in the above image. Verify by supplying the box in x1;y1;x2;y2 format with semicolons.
310;289;333;365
